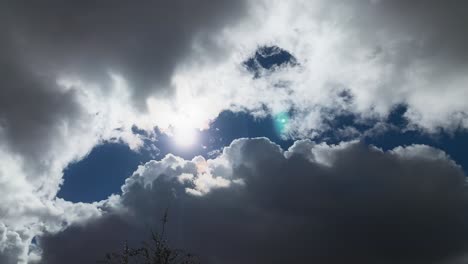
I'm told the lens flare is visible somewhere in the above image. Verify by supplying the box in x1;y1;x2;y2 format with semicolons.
273;112;290;136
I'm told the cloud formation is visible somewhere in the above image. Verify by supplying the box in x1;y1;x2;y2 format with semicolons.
167;0;468;135
39;138;468;264
2;0;248;105
3;0;466;137
1;1;468;262
0;1;248;262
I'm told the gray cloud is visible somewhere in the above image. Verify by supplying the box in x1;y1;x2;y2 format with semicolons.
0;48;84;175
39;139;468;264
1;0;248;108
357;0;468;60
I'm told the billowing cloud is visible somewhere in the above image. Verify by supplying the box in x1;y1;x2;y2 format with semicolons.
0;223;25;264
39;138;468;264
1;1;468;262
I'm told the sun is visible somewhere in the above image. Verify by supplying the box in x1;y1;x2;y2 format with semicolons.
173;126;198;147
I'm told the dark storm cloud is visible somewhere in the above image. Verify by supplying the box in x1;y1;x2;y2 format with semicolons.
0;43;84;175
39;139;468;264
1;0;248;108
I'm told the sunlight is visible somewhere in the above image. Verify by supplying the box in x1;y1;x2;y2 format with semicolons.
173;126;198;147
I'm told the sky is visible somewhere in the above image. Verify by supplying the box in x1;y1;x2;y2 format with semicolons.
2;1;468;263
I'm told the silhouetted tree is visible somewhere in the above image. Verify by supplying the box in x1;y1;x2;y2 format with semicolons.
99;209;199;264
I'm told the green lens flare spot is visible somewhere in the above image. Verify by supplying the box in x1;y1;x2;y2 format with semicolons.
273;112;290;136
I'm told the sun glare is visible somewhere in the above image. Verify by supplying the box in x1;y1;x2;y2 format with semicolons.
173;127;198;147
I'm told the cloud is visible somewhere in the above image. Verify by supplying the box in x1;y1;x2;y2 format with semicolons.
1;0;248;108
0;2;249;262
3;0;464;137
0;223;25;264
0;0;250;188
1;1;468;262
38;138;468;264
0;48;108;263
0;0;250;196
167;0;468;135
